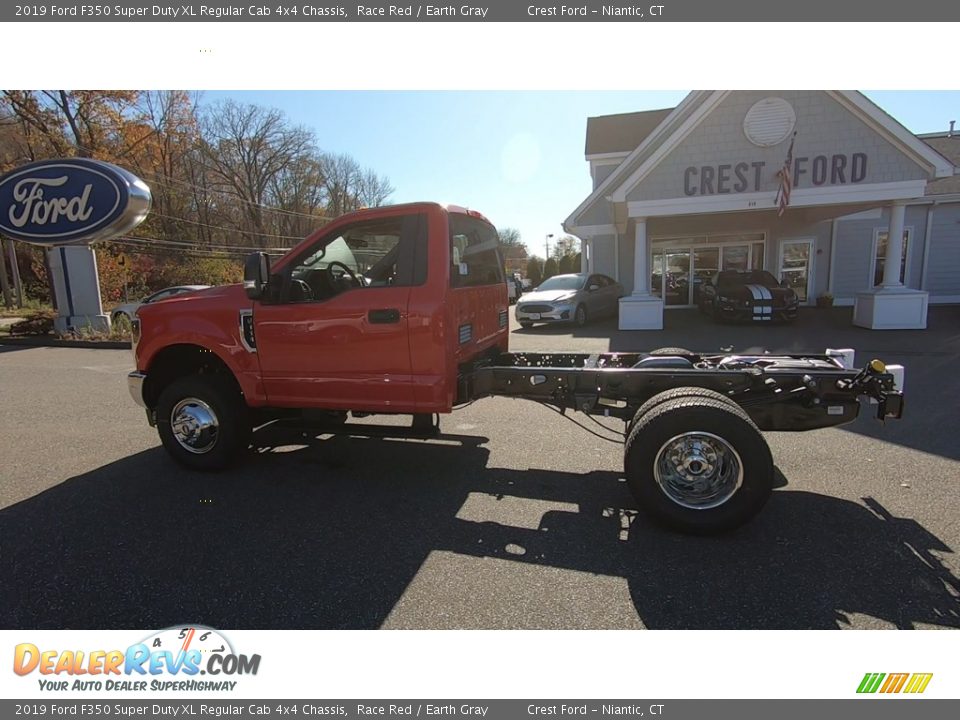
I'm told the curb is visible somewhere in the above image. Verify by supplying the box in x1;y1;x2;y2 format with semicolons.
0;336;131;350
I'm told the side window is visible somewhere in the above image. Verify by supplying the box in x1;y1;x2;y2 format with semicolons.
450;214;504;288
281;214;425;303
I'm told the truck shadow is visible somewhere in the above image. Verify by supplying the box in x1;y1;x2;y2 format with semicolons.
2;429;957;630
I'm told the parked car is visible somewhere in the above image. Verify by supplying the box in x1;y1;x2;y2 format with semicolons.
698;270;798;322
515;273;623;328
111;285;210;323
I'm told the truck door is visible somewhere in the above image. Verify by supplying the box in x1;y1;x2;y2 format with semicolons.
253;212;426;411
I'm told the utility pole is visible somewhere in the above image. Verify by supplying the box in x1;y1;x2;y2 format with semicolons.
7;238;23;307
0;237;13;309
545;233;554;261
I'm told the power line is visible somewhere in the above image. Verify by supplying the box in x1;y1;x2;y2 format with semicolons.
146;209;314;242
139;171;337;222
112;233;292;254
118;237;248;254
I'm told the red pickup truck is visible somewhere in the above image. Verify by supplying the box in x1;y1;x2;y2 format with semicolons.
128;202;903;534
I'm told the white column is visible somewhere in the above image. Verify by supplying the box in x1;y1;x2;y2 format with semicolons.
580;241;589;273
632;218;650;296
880;201;906;288
618;217;663;330
853;200;928;330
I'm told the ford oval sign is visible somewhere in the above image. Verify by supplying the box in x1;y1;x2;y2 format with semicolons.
0;158;151;246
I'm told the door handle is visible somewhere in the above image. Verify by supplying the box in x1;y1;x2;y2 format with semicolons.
368;308;400;324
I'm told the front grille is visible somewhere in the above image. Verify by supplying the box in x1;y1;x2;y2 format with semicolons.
519;304;553;313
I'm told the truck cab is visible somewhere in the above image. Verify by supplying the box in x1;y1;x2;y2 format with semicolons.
129;203;508;464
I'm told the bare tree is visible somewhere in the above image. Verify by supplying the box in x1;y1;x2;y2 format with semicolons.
199;100;314;246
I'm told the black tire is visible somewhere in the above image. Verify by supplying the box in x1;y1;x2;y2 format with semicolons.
624;396;773;535
635;386;736;419
519;321;534;329
574;304;588;327
156;374;250;471
648;347;694;356
626;386;735;439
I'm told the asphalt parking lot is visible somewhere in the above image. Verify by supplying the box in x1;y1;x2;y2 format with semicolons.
1;306;958;630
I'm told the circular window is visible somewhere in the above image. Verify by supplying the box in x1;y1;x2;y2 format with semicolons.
743;98;796;147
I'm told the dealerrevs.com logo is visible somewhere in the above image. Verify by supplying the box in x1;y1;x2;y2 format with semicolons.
13;626;261;692
857;673;933;694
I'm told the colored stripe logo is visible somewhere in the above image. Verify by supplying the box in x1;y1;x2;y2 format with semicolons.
857;672;933;694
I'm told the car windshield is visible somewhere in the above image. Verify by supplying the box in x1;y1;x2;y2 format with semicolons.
537;275;585;291
718;270;779;289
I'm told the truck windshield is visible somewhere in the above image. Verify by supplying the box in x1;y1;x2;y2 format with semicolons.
449;214;504;287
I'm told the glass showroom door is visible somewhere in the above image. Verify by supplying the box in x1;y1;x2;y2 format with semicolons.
663;249;692;306
779;239;813;303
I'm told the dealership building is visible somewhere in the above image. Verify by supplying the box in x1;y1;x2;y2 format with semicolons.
565;91;959;329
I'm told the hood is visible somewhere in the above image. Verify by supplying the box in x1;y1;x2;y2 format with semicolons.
521;289;580;303
135;284;242;318
722;284;795;302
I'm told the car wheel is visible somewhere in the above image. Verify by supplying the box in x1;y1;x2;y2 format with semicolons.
519;321;534;329
156;374;250;471
574;304;588;327
624;395;773;534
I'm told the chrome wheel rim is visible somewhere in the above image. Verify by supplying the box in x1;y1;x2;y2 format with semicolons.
654;431;743;509
170;397;219;454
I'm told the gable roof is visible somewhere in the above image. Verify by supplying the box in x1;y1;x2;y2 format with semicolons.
922;135;960;195
567;91;957;231
585;108;674;156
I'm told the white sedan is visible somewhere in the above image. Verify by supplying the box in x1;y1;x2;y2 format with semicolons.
111;285;210;323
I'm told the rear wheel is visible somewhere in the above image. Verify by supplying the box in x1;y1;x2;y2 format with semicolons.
624;395;773;534
157;374;250;471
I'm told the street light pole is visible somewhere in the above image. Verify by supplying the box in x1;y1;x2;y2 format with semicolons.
545;233;554;261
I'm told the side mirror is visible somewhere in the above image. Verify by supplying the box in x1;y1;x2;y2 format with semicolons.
244;252;271;300
588;284;600;292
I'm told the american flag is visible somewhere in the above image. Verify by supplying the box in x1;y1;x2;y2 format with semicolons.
775;132;797;217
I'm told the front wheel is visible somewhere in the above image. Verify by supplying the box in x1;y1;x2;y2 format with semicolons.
156;374;250;471
624;395;773;534
574;304;588;327
519;321;534;329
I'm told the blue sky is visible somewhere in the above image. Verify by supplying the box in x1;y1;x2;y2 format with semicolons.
203;91;958;258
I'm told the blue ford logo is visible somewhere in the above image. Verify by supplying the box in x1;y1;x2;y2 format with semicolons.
0;158;151;246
